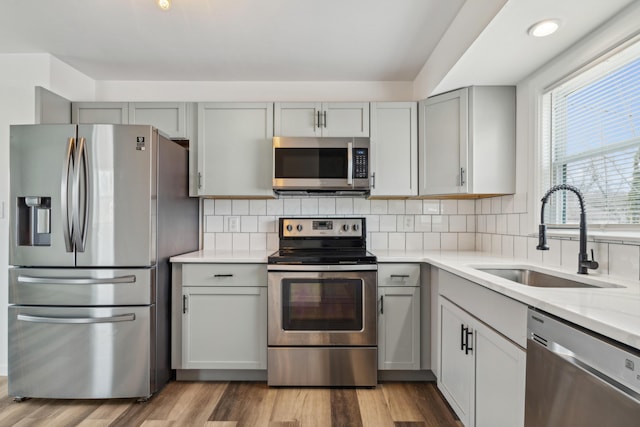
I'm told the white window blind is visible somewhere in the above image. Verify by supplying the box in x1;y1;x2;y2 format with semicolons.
542;39;640;226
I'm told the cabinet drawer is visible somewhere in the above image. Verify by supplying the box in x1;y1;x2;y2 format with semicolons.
378;263;420;287
182;263;267;287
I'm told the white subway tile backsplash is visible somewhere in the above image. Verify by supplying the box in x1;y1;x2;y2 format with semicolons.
432;215;449;232
486;215;497;233
481;199;492;214
380;215;396;232
449;215;467;232
249;200;266;216
266;233;279;252
608;243;640;280
441;200;457;215
466;215;476;233
388;200;405;214
215;199;232;215
388;233;406;250
458;200;475;215
250;233;266;251
301;198;319;215
514;193;527;213
216;233;233;251
491;235;502;255
203;233;215;250
353;198;371;214
424;233;441;250
459;233;475;251
477;215;487;233
371;200;388;214
318;198;336;214
283;199;301;215
205;215;223;233
496;214;507;234
266;199;284;215
491;198;502;214
365;215;380;232
423;200;440;214
406;200;423;214
507;214;520;235
203;199;215;215
232;200;249;215
258;216;276;233
406;233;423;250
560;240;580;271
233;233;250;251
441;233;458;250
371;233;388;250
501;235;514;257
502;195;514;214
482;234;492;252
514;236;528;259
396;215;414;232
241;216;258;233
542;239;561;267
415;215;432;232
336;198;354;214
527;237;543;263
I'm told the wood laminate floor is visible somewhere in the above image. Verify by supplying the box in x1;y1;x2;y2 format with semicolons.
0;377;463;427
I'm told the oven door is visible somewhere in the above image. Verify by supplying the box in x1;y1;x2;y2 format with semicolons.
268;269;377;346
272;137;370;191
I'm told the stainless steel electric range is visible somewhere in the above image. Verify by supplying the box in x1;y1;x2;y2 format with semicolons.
267;217;378;387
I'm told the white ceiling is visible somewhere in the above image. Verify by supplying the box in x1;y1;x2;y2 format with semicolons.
0;0;636;87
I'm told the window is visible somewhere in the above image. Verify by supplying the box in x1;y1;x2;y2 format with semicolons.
541;39;640;226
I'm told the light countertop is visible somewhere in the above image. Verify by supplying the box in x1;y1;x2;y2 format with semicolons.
171;249;640;351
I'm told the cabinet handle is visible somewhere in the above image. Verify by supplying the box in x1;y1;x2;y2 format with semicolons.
323;111;327;128
372;172;376;189
316;110;321;129
460;167;465;186
214;274;234;278
183;295;188;314
380;295;384;314
390;274;410;279
465;328;474;355
460;324;466;351
198;172;202;189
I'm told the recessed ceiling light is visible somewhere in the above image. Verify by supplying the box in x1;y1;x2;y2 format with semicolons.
528;19;561;38
157;0;171;10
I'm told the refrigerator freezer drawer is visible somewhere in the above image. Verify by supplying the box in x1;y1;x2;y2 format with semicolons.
8;305;153;399
9;267;155;306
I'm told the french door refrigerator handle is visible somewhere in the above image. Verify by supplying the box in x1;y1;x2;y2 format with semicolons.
17;313;136;324
61;137;75;252
17;274;137;285
72;137;89;252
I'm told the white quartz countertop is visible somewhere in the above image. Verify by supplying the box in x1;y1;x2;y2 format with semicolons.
171;249;640;350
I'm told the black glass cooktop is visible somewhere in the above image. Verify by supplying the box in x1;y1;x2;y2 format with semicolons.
268;249;377;265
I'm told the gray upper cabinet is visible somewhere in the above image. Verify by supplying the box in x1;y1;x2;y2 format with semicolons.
197;102;274;197
35;87;71;124
418;86;515;196
274;102;369;137
72;102;129;124
128;102;193;140
370;102;418;197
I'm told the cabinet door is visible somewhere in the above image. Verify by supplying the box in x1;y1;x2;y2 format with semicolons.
274;102;322;137
71;102;129;124
197;102;274;197
438;297;474;426
370;102;417;196
475;320;526;427
378;286;420;370
419;88;469;195
129;102;189;139
182;286;267;369
322;102;370;137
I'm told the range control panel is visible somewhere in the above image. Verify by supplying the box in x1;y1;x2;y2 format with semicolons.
280;218;364;238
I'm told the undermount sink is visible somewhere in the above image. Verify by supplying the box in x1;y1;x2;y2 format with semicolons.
474;267;622;289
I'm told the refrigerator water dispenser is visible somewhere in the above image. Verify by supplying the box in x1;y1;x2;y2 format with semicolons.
17;196;51;246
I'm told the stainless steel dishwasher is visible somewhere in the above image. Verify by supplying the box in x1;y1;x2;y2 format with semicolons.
525;308;640;426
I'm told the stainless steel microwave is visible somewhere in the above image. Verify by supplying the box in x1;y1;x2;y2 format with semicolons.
272;137;370;193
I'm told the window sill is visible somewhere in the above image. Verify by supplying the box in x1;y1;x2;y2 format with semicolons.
532;228;640;245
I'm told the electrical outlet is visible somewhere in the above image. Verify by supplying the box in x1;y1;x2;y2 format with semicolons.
228;216;240;232
404;216;414;231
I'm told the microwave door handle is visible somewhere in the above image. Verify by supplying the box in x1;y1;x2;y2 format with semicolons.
347;141;353;186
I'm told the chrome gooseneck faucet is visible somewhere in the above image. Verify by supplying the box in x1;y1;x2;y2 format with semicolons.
537;184;599;274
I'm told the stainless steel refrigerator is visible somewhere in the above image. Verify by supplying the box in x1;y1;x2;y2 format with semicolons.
8;124;198;400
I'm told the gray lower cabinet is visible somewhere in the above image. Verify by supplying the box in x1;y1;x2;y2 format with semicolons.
177;263;267;370
377;263;421;370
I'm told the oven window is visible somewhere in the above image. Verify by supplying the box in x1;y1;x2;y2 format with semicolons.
282;278;363;331
274;148;347;179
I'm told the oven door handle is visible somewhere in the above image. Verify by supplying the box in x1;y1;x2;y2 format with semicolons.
267;264;377;272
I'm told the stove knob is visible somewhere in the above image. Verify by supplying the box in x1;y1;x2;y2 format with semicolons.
286;224;293;232
352;224;360;232
342;224;350;232
296;224;303;232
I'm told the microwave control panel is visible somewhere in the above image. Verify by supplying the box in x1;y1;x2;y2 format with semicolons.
353;148;368;179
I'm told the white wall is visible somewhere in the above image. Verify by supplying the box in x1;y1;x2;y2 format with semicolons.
0;54;94;375
94;80;414;102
